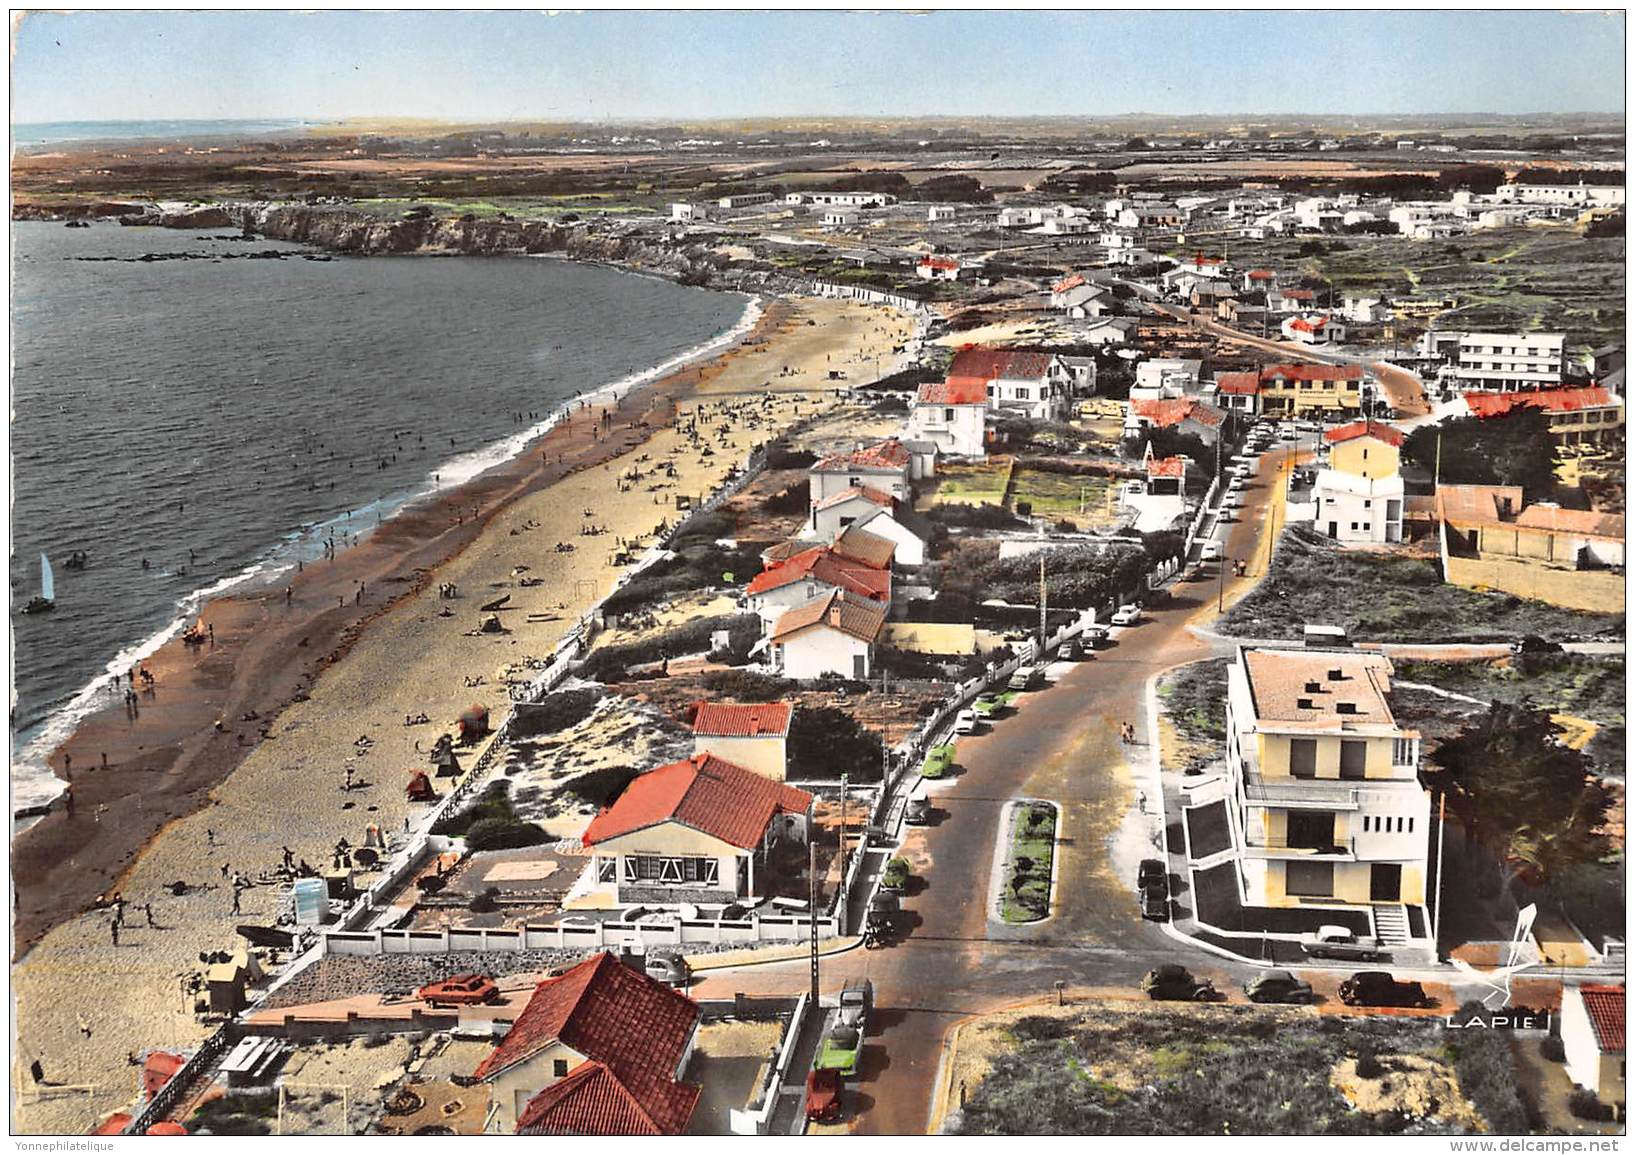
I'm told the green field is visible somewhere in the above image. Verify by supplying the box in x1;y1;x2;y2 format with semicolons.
927;460;1013;507
1001;802;1057;923
1010;468;1118;526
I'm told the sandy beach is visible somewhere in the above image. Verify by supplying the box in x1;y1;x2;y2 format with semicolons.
11;292;916;1134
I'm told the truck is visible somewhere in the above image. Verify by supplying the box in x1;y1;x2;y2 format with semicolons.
1299;925;1384;962
838;977;874;1032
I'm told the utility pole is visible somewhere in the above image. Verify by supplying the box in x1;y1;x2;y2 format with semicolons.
1432;791;1448;958
1038;551;1048;646
809;835;820;1002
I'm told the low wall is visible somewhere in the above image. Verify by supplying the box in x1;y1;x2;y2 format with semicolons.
1444;553;1624;613
730;990;812;1135
322;910;839;957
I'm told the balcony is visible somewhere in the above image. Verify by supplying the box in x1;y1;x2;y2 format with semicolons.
1240;835;1356;861
1241;773;1362;809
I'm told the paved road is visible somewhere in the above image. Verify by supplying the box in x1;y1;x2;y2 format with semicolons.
1152;302;1431;417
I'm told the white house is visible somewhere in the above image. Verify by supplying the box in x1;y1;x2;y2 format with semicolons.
945;347;1075;422
917;255;962;281
808;484;896;540
1078;317;1138;346
744;544;890;629
1132;357;1202;401
1308;421;1406;545
927;205;958;223
809;439;918;505
1560;985;1626;1106
1281;314;1347;345
1341;296;1393;324
669;203;710;223
845;505;929;568
767;589;887;680
907;378;988;457
823;208;861;228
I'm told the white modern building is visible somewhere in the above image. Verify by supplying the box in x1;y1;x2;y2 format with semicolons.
1430;331;1568;392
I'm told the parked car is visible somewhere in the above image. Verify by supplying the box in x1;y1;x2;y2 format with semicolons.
815;1025;863;1076
1137;858;1166;890
417;973;499;1007
1059;638;1085;661
1511;634;1564;656
838;977;874;1032
1338;971;1435;1008
806;1068;843;1122
1200;541;1224;561
1008;665;1041;691
644;954;691;988
1244;969;1315;1004
905;794;931;826
1082;625;1110;648
972;693;1003;718
953;709;979;735
1300;925;1384;962
1139;885;1169;921
1111;604;1142;626
1140;964;1218;1001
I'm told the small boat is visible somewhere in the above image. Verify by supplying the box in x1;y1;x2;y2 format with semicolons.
21;554;54;615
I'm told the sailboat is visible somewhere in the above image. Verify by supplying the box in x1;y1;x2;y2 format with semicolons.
22;553;54;615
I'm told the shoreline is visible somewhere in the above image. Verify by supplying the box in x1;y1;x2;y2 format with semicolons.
9;286;764;822
10;293;784;957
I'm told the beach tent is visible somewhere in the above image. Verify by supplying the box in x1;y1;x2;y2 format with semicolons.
143;1051;187;1100
406;770;435;801
457;704;491;746
205;949;262;1015
145;1122;188;1136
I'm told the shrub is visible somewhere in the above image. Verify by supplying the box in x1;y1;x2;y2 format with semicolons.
1541;1036;1566;1062
765;444;817;470
762;479;811;515
700;668;795;701
432;781;516;838
469;886;501;914
1448;1010;1530;1133
417;874;447;895
463;817;548;853
582;614;760;681
1354;1045;1384;1079
882;857;911;888
509;689;601;738
562;765;639;807
1569;1088;1614;1121
787;705;885;782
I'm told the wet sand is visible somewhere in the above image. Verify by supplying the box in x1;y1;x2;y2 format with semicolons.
9;294;916;1134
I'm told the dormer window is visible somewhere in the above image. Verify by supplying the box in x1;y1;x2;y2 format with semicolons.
1304;681;1322;694
1336;702;1358;715
1297;697;1316;710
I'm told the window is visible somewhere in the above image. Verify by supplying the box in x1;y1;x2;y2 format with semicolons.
1392;737;1416;765
944;408;955;422
598;857;616;884
1340;739;1367;780
553;1059;570;1078
1289;738;1317;778
1285;861;1334;897
1363;500;1372;508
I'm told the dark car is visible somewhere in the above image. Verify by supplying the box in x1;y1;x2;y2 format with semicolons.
1140;964;1218;1001
1082;625;1110;648
806;1067;842;1122
1511;634;1565;656
1139;885;1169;921
1338;970;1435;1008
1137;858;1167;890
1244;968;1315;1004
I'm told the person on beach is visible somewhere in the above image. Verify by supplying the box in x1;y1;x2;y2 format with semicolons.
64;786;74;817
144;903;156;928
206;828;216;848
109;918;119;947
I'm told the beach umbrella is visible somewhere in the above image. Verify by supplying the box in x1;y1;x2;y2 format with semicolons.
145;1122;188;1136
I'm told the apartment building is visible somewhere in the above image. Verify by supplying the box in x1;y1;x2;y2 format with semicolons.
1219;645;1431;938
1258;362;1366;419
1429;331;1567;392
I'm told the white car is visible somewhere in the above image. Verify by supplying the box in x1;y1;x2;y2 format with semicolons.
1111;604;1142;627
953;709;979;734
1221;493;1245;509
1200;541;1224;561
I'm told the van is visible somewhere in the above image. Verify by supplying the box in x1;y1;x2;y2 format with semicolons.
1008;665;1040;691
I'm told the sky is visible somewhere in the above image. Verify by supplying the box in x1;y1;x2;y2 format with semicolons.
10;9;1628;124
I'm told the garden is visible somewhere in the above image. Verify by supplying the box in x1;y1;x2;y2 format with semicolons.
1001;801;1058;923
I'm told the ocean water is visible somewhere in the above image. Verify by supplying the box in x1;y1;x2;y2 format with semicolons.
12;119;317;149
9;220;752;811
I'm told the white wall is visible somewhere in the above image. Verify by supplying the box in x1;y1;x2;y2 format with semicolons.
775;627;871;680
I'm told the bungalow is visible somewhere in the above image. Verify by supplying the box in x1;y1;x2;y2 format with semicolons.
839;504;930;568
809;438;923;505
945;347;1076;422
1062;283;1114;319
1077;317;1138;347
822;208;861;228
1241;268;1278;292
1282;314;1347;346
831;522;898;570
474;952;702;1134
1561;985;1625;1107
580;753;813;907
1341;295;1393;324
907;377;988;457
917;255;962;281
744;544;890;628
1436;484;1624;613
767;589;887;680
1269;287;1316;314
808;484;896;540
690;700;793;781
1213;370;1263;416
1124;398;1228;445
1132;357;1203;400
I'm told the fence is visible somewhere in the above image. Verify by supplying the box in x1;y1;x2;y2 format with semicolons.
808;280;931;315
123;1023;236;1135
1184;477;1221;555
321;910;840;957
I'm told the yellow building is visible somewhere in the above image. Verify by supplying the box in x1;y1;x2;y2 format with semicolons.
1258;362;1367;419
1217;646;1430;941
690;701;792;781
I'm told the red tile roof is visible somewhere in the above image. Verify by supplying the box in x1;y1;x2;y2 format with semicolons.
769;588;888;645
917;378;989;406
1263;362;1364;383
1052;273;1086;294
1578;985;1625;1054
93;1115;133;1137
947;346;1058;383
1513;504;1625;540
1247;269;1276;280
1130;399;1196;428
1287;316;1330;334
475;953;701;1134
919;255;960;271
1215;370;1262;396
1462;386;1617;420
581;753;812;850
812;485;896;513
691;701;793;739
812;438;913;474
745;545;891;601
1283;288;1315;300
143;1052;187;1101
1325;419;1404;447
518;1059;700;1135
1186;403;1228;430
1146;455;1186;479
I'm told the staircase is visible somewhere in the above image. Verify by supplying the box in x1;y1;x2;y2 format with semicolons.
1373;904;1410;946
